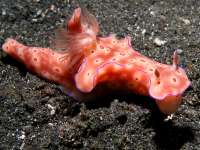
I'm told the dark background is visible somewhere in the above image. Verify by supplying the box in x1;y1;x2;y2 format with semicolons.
0;0;199;149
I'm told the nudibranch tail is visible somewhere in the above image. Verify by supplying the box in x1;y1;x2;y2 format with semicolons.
3;38;73;85
2;38;25;61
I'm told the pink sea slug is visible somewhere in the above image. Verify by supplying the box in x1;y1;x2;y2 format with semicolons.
2;7;190;114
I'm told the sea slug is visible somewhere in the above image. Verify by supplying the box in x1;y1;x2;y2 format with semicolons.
2;7;190;114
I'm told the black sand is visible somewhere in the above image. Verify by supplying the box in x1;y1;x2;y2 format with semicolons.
0;0;199;149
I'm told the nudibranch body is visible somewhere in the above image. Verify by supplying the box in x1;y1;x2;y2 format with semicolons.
2;7;190;114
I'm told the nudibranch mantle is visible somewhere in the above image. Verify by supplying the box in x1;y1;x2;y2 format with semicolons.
2;7;190;114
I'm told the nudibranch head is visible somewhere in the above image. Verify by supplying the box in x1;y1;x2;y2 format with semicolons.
149;66;190;114
147;51;190;113
149;66;190;100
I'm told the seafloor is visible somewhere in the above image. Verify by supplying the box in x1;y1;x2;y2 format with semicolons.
0;0;200;149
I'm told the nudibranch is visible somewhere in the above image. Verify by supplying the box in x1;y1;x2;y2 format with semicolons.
2;7;190;114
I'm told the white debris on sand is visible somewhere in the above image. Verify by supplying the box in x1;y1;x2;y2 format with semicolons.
153;37;167;46
46;104;56;115
179;17;191;25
